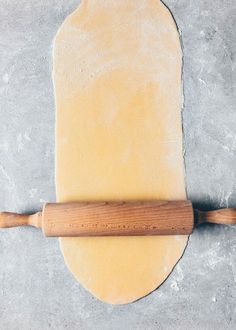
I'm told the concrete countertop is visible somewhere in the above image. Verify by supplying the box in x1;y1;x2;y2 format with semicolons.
0;1;235;329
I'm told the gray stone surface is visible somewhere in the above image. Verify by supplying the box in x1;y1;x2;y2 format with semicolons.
0;0;235;329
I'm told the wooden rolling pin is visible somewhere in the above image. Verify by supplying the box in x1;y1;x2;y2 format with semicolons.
0;201;235;237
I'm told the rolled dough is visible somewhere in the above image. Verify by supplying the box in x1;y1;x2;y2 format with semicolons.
53;0;188;304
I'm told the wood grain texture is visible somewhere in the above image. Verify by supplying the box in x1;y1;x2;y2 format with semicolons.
42;201;194;236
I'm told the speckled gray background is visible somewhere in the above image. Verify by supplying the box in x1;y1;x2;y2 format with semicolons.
0;0;235;329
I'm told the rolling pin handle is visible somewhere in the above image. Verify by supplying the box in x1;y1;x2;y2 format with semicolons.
0;211;42;229
196;208;236;226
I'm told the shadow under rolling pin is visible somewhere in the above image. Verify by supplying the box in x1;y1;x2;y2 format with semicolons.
0;200;235;237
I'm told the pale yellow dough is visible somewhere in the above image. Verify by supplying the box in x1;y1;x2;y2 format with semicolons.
53;0;188;304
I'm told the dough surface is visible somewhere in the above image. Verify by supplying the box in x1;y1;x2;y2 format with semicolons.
53;0;188;304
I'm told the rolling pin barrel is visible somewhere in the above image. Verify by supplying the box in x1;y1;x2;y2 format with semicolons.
42;201;194;237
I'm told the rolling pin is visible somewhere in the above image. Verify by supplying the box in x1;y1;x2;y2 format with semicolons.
0;201;235;237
